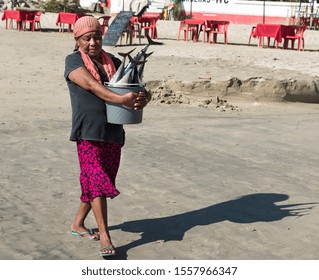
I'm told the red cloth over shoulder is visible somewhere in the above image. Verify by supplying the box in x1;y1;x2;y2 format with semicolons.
79;49;116;83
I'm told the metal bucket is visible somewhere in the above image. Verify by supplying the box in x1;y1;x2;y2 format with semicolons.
105;83;144;124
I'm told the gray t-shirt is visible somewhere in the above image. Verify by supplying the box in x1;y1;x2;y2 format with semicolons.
64;51;125;145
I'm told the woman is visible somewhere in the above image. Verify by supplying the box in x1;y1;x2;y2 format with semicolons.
64;16;150;257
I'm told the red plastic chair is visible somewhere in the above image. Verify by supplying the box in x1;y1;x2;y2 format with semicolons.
248;26;256;45
283;25;307;51
205;21;230;44
202;20;216;43
120;20;141;45
142;12;162;18
34;11;42;31
98;16;111;35
139;16;159;39
23;12;35;32
178;20;188;40
178;20;199;41
23;11;42;32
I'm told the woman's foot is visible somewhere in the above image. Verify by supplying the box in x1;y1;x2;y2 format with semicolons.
99;234;116;256
99;245;116;257
70;225;99;240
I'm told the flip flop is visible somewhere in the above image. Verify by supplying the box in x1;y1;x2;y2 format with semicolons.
89;229;100;239
70;230;99;241
99;245;116;257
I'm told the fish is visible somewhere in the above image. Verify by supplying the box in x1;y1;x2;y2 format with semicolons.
137;51;153;81
109;45;153;86
121;45;150;77
117;57;146;85
109;48;136;84
131;60;148;84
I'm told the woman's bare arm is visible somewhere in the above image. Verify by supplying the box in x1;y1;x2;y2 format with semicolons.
68;66;140;109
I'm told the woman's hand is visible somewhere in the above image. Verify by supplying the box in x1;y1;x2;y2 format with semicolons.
122;90;151;111
135;90;151;110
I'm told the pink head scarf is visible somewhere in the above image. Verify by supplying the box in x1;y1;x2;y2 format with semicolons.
73;16;116;82
73;16;102;38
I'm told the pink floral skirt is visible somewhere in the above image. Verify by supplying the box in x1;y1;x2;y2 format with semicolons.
76;140;121;203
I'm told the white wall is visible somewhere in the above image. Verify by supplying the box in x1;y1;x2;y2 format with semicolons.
180;0;318;17
110;0;318;18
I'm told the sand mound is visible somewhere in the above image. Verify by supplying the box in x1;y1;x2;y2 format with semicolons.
146;77;319;104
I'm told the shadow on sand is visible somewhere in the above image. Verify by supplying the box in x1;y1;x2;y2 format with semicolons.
104;193;316;259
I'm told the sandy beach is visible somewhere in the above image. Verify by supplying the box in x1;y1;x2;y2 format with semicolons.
1;12;319;260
